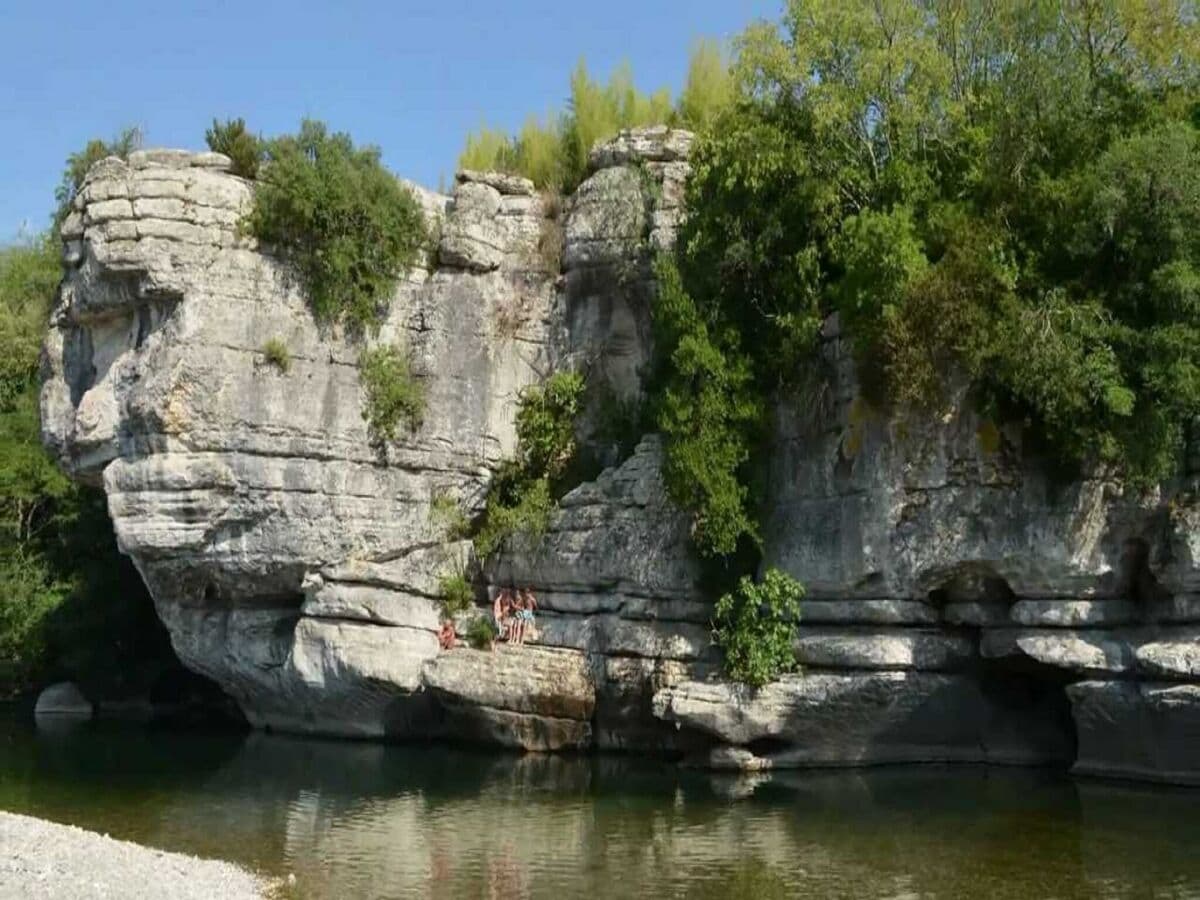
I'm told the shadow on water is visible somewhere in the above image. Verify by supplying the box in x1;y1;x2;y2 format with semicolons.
2;712;1199;899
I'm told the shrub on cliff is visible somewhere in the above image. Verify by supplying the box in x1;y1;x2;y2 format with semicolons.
204;117;263;179
247;120;427;330
474;371;584;558
712;568;803;688
438;570;474;617
359;344;424;443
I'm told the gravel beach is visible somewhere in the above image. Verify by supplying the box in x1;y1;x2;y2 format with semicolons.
0;811;270;899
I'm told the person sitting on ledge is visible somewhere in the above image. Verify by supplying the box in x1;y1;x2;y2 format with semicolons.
438;619;456;651
493;588;513;642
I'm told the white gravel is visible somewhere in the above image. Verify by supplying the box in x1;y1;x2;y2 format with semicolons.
0;811;270;899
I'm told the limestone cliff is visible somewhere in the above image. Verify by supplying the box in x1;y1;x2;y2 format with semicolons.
41;128;1200;785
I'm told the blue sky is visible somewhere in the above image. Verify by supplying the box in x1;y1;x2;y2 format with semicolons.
0;0;780;242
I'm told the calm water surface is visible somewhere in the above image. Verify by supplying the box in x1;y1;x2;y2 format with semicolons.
1;715;1198;899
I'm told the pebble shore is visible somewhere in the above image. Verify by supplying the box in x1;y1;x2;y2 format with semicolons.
0;811;270;899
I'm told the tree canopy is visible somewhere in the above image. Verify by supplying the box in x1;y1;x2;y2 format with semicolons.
654;0;1200;558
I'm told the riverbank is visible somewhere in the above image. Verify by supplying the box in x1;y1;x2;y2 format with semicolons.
0;811;272;899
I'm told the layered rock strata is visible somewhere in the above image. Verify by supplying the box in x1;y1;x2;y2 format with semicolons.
41;129;1200;785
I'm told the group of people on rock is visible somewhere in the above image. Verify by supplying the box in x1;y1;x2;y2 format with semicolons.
493;587;538;644
435;586;539;651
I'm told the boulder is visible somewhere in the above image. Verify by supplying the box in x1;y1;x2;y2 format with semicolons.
1068;680;1200;785
34;682;93;718
792;628;975;671
423;646;594;750
653;671;1070;768
1009;599;1137;628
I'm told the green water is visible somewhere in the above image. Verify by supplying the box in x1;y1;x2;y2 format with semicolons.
1;717;1198;899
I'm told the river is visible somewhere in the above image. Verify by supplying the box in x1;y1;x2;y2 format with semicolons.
1;715;1198;899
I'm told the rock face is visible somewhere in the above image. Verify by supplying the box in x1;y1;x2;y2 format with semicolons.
41;128;1200;786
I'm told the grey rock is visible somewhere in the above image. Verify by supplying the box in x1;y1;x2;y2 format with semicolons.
941;601;1012;627
41;149;557;736
981;628;1134;674
1145;594;1200;624
423;645;594;721
800;599;939;625
562;166;645;270
423;646;594;750
588;126;694;169
128;148;196;169
457;169;536;196
792;628;975;671
34;682;92;718
1009;599;1137;628
493;437;700;601
1135;629;1200;679
764;314;1200;602
654;671;1069;768
188;151;233;170
1068;680;1200;785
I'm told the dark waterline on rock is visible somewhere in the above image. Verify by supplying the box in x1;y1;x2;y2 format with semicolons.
2;715;1199;899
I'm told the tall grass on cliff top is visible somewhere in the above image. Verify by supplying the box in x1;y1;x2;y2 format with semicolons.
651;0;1200;561
247;119;427;331
459;40;732;192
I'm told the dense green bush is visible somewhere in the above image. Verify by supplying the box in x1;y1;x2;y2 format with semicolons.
458;43;731;192
653;0;1200;565
651;255;763;558
711;568;803;687
466;615;498;650
246;120;427;330
474;372;584;558
359;344;425;443
204;117;263;179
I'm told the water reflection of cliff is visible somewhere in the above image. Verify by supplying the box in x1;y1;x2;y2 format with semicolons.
169;734;1200;900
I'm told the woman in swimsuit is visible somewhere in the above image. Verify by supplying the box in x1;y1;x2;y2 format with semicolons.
511;592;527;645
519;589;537;643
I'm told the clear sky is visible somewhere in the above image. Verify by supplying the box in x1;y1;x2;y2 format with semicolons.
0;0;780;242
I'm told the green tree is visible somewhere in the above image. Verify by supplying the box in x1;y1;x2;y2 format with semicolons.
204;117;263;179
654;0;1200;573
247;119;427;330
53;127;142;227
712;568;803;687
0;233;171;697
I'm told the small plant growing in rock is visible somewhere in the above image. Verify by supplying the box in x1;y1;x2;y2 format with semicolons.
204;117;263;179
246;119;427;330
473;476;553;559
260;338;291;373
466;615;498;650
429;490;470;540
712;568;803;688
536;192;564;275
359;344;424;443
438;570;474;617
